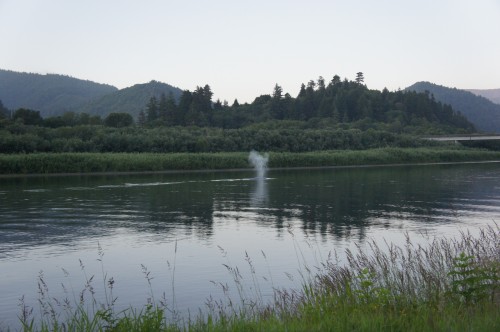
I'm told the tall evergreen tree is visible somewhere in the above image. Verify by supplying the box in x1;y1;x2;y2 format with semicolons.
355;72;365;84
146;96;158;123
176;90;192;126
214;99;223;111
0;99;9;119
298;83;306;98
137;110;146;126
330;75;341;86
317;76;326;90
158;93;168;122
272;83;283;100
164;92;177;125
270;84;285;119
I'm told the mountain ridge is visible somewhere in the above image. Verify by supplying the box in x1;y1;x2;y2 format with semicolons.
406;81;500;133
75;80;183;118
466;88;500;105
0;69;118;116
0;69;183;118
2;69;499;131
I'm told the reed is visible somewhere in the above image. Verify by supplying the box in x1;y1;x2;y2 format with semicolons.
0;152;249;175
2;147;500;175
286;225;500;331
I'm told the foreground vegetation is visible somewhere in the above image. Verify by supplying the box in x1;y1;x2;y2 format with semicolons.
2;147;500;175
16;225;499;331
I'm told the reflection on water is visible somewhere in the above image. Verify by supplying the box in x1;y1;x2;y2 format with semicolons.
250;176;269;208
1;163;500;329
1;164;499;256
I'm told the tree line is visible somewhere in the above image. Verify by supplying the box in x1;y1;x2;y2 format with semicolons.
0;73;477;154
137;73;474;133
0;104;133;128
2;73;474;133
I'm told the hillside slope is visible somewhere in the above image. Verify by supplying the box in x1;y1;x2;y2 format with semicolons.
75;80;183;118
406;82;500;133
466;89;500;105
0;69;118;117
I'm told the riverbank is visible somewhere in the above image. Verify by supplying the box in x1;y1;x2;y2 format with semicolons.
2;147;500;175
16;225;499;331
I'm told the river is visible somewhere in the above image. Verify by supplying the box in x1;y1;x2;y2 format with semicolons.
1;162;499;329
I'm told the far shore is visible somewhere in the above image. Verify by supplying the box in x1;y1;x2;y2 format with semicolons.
1;147;500;177
2;159;500;179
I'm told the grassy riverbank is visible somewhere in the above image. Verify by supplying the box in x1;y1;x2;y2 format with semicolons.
2;147;500;175
15;225;499;332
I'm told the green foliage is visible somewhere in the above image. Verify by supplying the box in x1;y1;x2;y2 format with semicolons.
448;252;499;304
352;268;391;306
104;112;134;128
12;108;43;125
43;112;103;128
0;70;488;134
1;148;500;174
112;305;168;331
0;73;490;162
0;152;250;174
0;120;454;154
130;75;475;134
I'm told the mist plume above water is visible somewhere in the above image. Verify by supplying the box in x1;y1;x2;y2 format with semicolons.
248;150;269;178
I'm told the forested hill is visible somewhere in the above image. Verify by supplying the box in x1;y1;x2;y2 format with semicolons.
0;69;117;117
0;74;481;154
1;70;476;136
407;82;500;133
466;88;500;105
75;80;183;119
138;76;474;135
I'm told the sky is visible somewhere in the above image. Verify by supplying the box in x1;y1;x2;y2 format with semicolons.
1;0;499;103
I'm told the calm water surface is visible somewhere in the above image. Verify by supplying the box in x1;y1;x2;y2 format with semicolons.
1;163;500;328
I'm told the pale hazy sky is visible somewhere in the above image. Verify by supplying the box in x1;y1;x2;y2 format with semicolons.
1;0;499;103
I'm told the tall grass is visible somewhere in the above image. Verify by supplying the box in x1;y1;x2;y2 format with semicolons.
0;152;249;175
291;225;500;331
2;147;500;175
14;225;499;331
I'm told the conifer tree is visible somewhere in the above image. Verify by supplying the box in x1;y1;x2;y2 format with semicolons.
355;72;365;84
146;96;158;123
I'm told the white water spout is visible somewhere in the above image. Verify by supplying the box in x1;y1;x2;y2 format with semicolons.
248;150;269;179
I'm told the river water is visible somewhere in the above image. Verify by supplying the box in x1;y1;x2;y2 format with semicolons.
1;162;499;328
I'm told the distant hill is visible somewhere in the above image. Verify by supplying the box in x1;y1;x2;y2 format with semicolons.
466;89;500;105
0;69;118;117
75;80;183;118
406;82;500;133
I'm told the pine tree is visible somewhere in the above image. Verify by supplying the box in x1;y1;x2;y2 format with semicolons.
138;110;146;126
146;96;158;123
355;72;365;84
158;93;168;122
